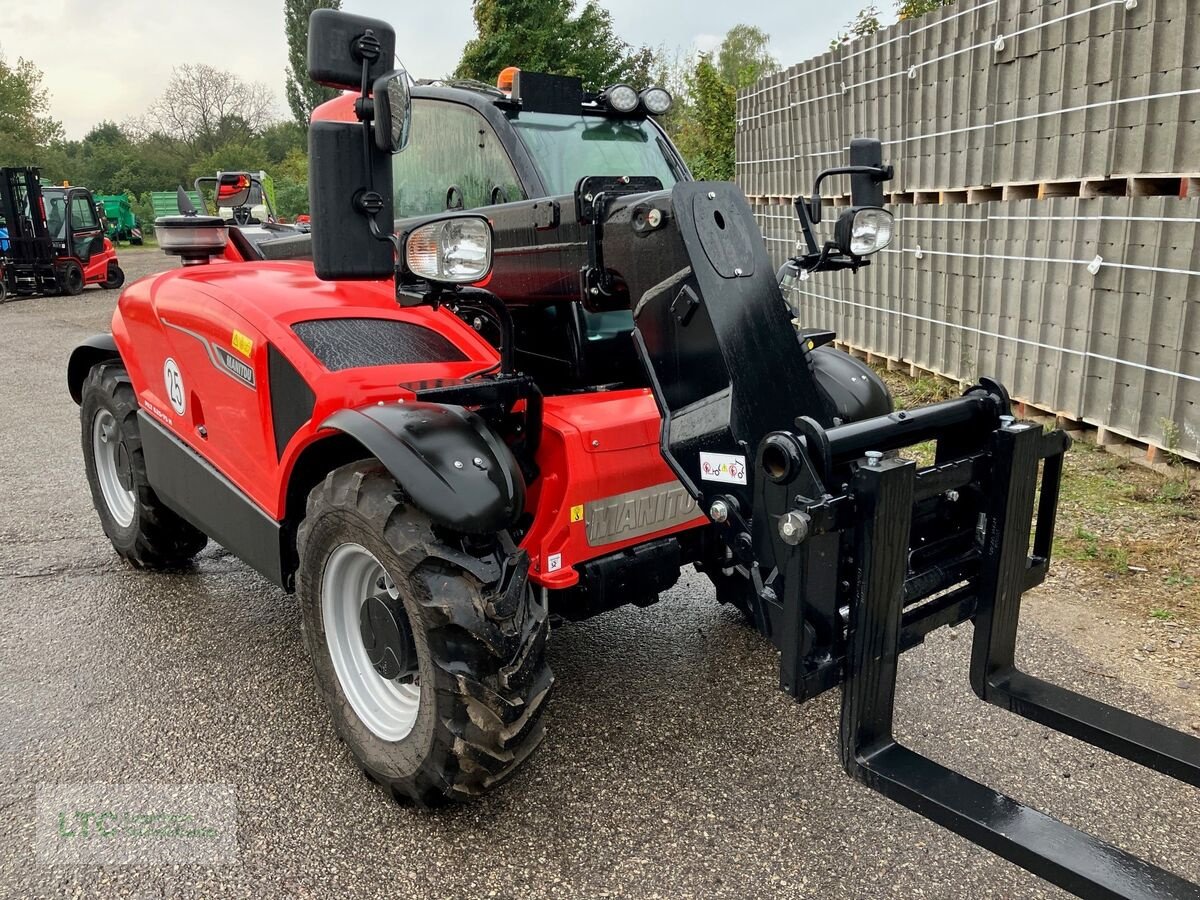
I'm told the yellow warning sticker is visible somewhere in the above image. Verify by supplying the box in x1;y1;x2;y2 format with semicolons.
570;504;584;523
231;330;254;357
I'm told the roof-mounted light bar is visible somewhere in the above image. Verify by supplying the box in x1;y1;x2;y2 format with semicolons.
494;67;674;117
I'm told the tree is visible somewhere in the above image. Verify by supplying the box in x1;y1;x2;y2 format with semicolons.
672;54;736;181
284;0;342;124
0;49;63;165
830;6;883;50
716;25;778;91
132;64;274;156
456;0;639;91
896;0;954;19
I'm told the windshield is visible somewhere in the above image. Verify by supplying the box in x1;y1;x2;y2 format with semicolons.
510;112;681;196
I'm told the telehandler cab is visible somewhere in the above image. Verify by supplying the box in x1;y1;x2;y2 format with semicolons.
68;10;1199;897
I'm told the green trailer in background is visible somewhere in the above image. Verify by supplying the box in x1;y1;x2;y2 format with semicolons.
150;189;203;220
95;193;143;245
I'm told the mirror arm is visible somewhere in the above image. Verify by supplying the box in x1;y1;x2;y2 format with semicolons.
793;194;820;257
807;164;894;224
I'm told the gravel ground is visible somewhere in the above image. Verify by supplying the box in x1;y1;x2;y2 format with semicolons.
1;252;1197;898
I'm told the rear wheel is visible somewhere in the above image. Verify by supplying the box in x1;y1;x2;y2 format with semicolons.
103;263;125;290
297;460;553;805
81;361;207;568
59;260;84;296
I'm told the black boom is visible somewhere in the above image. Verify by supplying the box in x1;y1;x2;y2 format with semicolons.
622;180;1200;899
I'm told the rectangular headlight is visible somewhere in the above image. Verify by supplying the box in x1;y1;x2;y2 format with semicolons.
835;207;894;257
404;216;493;284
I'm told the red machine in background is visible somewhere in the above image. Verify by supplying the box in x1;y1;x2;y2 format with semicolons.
0;167;124;299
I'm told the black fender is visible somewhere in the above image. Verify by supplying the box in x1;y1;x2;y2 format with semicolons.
809;345;893;424
68;333;120;404
320;401;526;535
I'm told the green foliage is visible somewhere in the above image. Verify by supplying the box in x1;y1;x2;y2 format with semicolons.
0;50;63;165
651;25;779;181
831;6;883;51
715;25;777;91
284;0;342;124
672;55;736;181
38;82;310;220
274;178;310;219
134;64;274;157
455;0;643;91
896;0;955;19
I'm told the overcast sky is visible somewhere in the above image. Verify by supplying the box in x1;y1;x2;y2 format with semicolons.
0;0;897;139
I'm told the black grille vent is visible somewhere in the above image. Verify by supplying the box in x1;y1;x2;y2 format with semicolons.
293;318;467;371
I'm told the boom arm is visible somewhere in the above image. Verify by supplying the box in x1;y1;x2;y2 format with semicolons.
614;177;1200;899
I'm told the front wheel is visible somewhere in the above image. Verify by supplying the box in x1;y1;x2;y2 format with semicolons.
297;461;553;805
80;361;208;568
59;260;84;295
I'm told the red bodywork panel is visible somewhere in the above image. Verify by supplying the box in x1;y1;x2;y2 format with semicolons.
112;254;703;589
75;238;120;287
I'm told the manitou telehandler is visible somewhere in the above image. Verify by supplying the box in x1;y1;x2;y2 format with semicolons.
0;167;124;298
67;10;1199;898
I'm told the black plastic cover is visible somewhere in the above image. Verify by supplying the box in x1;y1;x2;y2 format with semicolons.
307;9;396;91
514;71;583;115
320;402;526;535
809;346;893;424
269;345;316;458
309;121;394;280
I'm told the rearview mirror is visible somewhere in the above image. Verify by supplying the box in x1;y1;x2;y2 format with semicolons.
307;9;395;90
215;173;253;208
373;70;411;153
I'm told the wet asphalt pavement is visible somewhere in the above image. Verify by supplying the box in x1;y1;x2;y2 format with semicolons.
1;248;1197;898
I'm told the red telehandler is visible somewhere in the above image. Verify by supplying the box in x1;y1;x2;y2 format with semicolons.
67;11;1199;898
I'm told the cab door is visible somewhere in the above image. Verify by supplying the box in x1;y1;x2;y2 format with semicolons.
67;189;104;263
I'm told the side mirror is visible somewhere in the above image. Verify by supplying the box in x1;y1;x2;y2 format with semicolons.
306;9;401;281
309;121;394;280
373;70;411;153
215;173;253;208
307;9;395;90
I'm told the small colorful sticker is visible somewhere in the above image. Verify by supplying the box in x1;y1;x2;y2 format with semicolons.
231;330;254;357
547;553;562;572
569;504;584;523
699;451;747;485
163;357;186;416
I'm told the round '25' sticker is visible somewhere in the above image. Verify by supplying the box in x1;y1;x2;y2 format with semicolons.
163;358;186;415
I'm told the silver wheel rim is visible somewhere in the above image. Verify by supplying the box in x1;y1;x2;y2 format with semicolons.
92;409;135;528
322;542;420;741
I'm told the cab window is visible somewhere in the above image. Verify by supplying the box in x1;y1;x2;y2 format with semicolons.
392;100;524;218
510;112;680;197
70;195;98;230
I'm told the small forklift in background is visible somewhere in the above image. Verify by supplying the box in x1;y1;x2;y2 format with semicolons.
0;167;124;300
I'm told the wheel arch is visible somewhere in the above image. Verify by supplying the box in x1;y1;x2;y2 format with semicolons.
68;334;121;404
286;399;524;532
280;403;525;586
